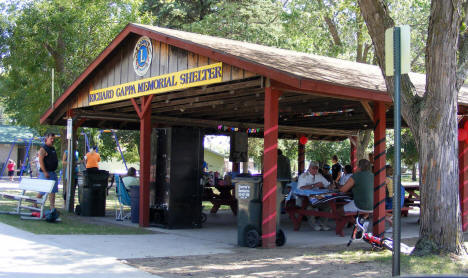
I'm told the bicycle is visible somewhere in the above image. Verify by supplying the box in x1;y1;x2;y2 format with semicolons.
347;215;412;254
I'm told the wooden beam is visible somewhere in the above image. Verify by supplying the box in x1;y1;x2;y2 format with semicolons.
168;94;317;117
360;101;375;123
75;110;139;122
271;80;392;103
151;115;357;137
120;89;261;112
262;85;280;248
373;102;386;237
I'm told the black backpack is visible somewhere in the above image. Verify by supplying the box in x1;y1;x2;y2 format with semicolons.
45;208;60;222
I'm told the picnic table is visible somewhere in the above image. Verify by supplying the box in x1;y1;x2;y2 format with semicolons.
202;179;237;215
403;183;420;210
285;187;353;237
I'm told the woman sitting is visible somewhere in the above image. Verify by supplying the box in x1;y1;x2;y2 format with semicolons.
122;167;139;191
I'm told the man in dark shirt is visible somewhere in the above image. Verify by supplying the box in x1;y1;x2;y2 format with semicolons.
277;149;292;195
37;133;59;209
277;149;291;180
331;155;342;187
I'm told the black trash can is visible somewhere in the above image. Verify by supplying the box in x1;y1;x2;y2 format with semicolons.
233;177;286;248
130;185;140;223
79;170;109;216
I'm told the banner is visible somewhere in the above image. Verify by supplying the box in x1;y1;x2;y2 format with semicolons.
89;62;223;106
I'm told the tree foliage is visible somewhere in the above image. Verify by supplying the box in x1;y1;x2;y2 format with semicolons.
387;129;418;168
305;140;351;167
0;0;149;161
0;0;148;128
140;0;217;29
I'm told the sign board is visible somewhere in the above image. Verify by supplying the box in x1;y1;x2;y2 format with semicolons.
88;62;223;106
133;36;152;76
237;184;251;199
66;118;72;140
385;26;411;76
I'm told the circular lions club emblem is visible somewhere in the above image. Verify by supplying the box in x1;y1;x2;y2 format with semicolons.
133;36;153;76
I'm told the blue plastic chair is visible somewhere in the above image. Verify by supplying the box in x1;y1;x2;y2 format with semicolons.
114;174;131;221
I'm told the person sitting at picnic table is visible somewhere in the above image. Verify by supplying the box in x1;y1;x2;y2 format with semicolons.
320;164;333;184
85;146;100;172
298;162;330;190
298;161;331;231
122;167;139;191
338;165;353;187
339;159;373;215
7;159;15;181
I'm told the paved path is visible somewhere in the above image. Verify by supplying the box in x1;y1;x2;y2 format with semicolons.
0;222;233;278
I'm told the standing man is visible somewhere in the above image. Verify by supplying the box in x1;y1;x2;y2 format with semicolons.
34;153;40;177
37;133;59;209
331;155;342;187
62;149;79;201
277;149;292;180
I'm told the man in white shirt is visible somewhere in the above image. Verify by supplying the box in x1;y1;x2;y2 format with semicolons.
297;161;331;231
298;161;330;190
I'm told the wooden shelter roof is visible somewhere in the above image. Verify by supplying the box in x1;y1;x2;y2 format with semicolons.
40;23;468;140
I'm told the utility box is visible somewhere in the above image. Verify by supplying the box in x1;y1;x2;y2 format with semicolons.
234;177;286;248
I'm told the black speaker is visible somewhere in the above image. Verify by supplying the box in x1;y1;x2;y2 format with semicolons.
229;133;248;162
150;127;203;228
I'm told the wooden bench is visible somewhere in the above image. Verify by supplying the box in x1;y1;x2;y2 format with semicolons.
0;178;56;220
286;197;353;237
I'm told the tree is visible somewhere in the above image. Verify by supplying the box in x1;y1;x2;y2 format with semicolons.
0;0;148;129
359;0;466;255
305;140;351;167
283;0;375;160
387;129;419;181
140;0;217;29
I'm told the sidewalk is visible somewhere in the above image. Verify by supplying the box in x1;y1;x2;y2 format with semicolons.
0;220;235;278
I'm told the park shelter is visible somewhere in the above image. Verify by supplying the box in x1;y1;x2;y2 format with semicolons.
40;23;468;247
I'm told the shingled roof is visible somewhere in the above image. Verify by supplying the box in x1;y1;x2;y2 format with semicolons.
40;23;468;138
133;23;468;104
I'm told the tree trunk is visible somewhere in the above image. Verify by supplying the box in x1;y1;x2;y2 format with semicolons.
359;0;464;255
412;164;417;181
357;129;371;160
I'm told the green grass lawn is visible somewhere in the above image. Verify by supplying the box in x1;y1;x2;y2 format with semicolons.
0;187;153;235
316;247;467;276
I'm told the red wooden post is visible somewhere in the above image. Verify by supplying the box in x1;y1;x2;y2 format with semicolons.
132;95;153;227
298;139;305;175
262;85;280;248
373;102;386;237
459;120;468;232
350;136;357;172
